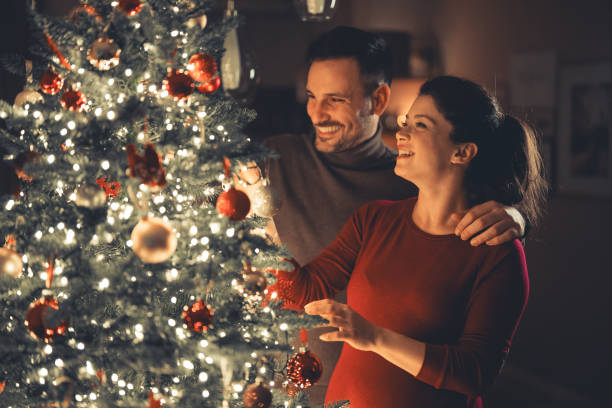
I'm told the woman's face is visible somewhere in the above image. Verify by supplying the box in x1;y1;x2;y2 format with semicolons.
394;95;458;188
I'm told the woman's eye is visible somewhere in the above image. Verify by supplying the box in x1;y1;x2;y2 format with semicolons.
416;122;427;129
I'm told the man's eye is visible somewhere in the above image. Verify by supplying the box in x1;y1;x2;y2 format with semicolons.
306;94;314;99
416;122;427;129
331;97;345;103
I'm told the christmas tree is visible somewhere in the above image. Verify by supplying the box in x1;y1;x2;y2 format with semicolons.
0;1;329;407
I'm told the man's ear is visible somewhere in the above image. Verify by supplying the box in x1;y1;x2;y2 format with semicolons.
371;83;391;115
451;143;478;165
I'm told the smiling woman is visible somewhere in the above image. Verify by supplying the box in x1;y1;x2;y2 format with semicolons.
269;75;547;408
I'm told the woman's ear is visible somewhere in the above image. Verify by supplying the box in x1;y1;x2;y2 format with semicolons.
371;83;391;115
451;143;478;165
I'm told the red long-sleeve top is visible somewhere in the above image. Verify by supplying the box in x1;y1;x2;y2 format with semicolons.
274;198;529;408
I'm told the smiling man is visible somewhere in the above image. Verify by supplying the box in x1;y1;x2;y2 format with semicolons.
242;26;527;405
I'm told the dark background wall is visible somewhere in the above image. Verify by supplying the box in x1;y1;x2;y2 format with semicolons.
2;1;611;406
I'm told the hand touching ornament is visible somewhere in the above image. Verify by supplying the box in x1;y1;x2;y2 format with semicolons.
304;299;380;352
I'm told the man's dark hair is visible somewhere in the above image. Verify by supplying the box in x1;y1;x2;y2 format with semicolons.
306;26;392;94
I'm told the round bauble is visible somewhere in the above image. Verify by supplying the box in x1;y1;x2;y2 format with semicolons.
130;217;177;263
61;89;87;112
216;188;250;221
196;76;221;94
14;89;43;107
89;38;121;71
240;270;268;296
39;70;64;95
0;247;23;278
74;184;107;209
117;0;142;16
285;350;323;390
186;14;207;29
182;300;213;333
243;381;272;408
187;53;217;83
163;69;194;100
25;296;69;343
248;182;281;218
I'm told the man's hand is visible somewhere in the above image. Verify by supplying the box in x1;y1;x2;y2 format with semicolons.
452;201;526;246
304;299;380;352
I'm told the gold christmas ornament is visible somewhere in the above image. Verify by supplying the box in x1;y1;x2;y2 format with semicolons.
0;247;23;278
74;184;107;209
13;89;43;107
130;217;177;263
88;38;121;71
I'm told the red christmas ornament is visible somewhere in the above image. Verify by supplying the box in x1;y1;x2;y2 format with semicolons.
25;296;69;343
163;69;194;100
285;350;323;391
117;0;142;16
216;188;250;221
188;53;217;83
126;143;167;189
182;300;213;333
96;177;122;198
39;70;64;95
196;76;221;94
148;391;162;408
61;89;87;112
243;381;272;408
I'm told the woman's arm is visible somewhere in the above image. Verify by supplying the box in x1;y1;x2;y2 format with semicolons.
269;205;367;309
306;240;529;396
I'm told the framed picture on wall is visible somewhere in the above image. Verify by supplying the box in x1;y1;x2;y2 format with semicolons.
557;63;612;196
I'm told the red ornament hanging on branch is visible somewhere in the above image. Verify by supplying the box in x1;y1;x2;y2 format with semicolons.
25;296;69;343
126;143;167;190
284;329;323;394
182;300;213;333
163;69;194;100
216;157;251;221
197;76;221;94
243;380;272;408
187;53;217;82
117;0;143;16
39;70;64;95
61;88;87;112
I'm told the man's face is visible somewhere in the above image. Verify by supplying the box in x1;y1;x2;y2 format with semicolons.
306;58;379;153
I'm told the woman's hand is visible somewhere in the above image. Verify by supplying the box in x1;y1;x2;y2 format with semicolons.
304;299;380;352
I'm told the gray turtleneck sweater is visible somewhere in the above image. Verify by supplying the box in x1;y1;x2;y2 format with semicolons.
267;128;418;265
265;129;418;404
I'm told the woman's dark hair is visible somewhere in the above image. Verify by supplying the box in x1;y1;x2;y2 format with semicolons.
419;76;548;226
306;26;392;94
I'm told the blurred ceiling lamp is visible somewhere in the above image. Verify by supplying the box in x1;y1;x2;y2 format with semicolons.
221;0;259;104
293;0;340;22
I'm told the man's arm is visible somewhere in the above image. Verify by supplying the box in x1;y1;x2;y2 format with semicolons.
452;201;526;246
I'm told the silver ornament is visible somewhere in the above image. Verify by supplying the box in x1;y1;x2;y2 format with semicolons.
248;181;281;218
74;184;107;209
